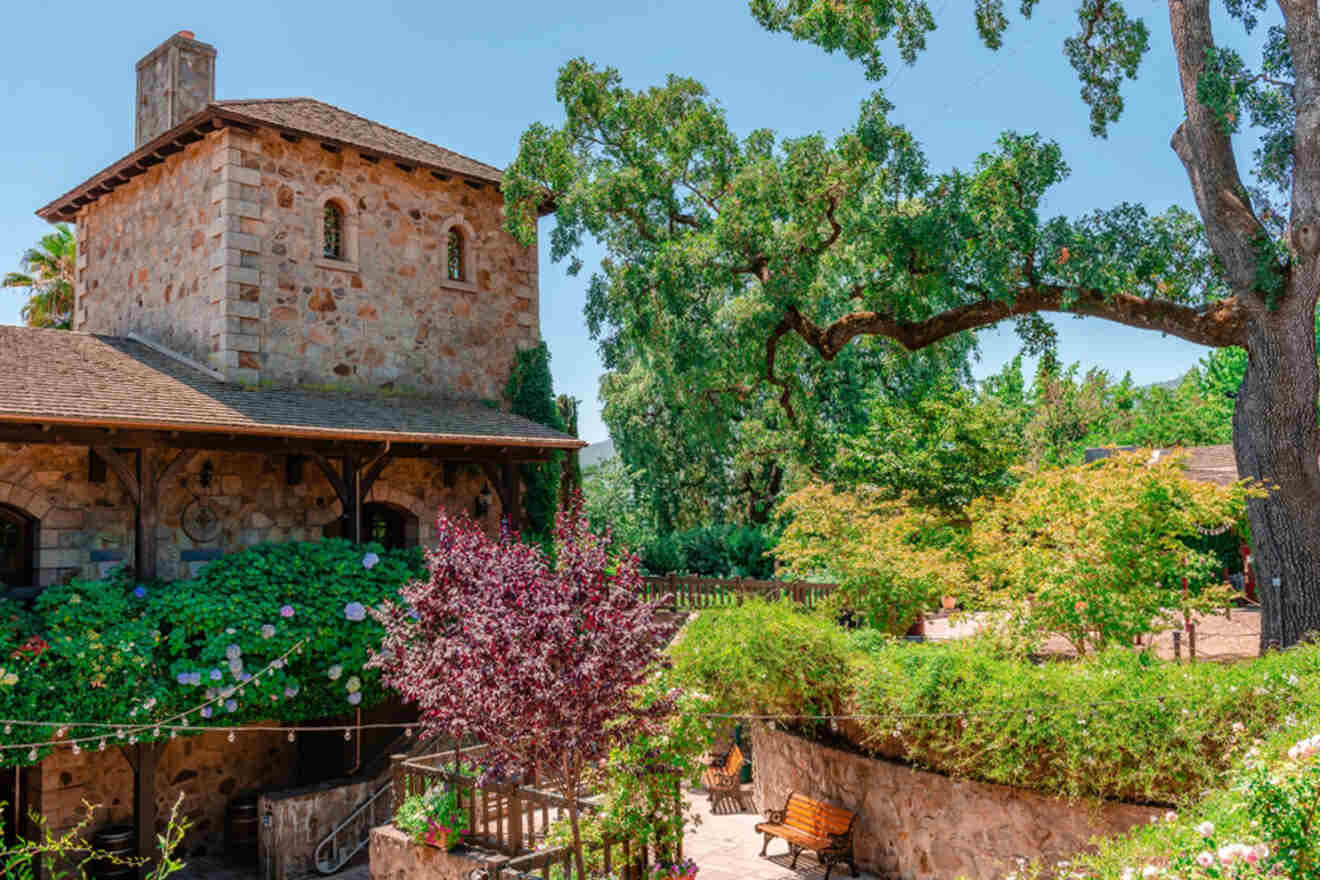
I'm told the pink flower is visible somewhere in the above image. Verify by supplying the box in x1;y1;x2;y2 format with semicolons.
1195;852;1213;869
1196;821;1214;838
280;604;295;618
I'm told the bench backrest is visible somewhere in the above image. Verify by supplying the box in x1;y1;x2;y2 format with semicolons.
723;744;744;777
782;792;855;838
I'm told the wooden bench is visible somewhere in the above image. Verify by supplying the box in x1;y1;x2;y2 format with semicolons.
755;791;858;880
702;744;746;810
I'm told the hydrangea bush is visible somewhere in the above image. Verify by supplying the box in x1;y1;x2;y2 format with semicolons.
0;539;424;764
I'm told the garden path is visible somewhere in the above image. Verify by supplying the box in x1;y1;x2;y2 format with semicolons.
683;787;876;880
925;608;1262;660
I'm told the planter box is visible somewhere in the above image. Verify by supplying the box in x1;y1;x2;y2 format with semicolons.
369;824;489;880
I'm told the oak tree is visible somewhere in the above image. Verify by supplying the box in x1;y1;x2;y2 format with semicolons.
505;0;1320;648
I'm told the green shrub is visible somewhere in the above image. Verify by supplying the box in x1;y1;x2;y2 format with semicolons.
668;599;853;718
850;638;1320;804
638;524;778;578
0;539;425;765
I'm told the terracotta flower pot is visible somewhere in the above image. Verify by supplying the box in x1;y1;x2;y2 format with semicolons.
941;595;957;611
423;827;451;850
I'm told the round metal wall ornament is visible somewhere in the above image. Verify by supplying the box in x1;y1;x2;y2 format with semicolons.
181;498;222;543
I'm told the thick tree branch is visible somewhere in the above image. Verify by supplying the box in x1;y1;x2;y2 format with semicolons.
1279;0;1320;261
777;287;1246;363
1167;0;1265;293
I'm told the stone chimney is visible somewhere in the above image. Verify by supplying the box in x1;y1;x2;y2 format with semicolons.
135;31;216;148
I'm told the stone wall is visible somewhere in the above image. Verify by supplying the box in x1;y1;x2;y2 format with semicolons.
369;824;489;880
221;124;538;394
0;443;505;586
74;120;540;397
39;725;297;859
75;131;224;363
751;724;1161;880
259;775;377;880
0;443;135;587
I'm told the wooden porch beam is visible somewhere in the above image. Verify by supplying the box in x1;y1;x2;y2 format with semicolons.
0;424;558;461
92;446;140;503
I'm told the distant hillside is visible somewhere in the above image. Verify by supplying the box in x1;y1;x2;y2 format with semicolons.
580;439;616;469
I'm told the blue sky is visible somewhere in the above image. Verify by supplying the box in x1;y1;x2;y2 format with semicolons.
0;1;1256;442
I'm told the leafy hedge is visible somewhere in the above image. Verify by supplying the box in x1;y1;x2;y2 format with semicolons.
852;637;1320;804
668;599;853;719
638;524;778;578
0;539;424;765
669;601;1320;805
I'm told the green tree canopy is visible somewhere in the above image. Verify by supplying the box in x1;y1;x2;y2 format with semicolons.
3;224;75;329
505;0;1320;647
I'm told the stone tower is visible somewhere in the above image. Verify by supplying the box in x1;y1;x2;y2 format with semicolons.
135;31;216;147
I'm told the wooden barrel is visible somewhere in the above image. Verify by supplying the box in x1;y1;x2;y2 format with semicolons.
227;795;259;864
90;824;136;880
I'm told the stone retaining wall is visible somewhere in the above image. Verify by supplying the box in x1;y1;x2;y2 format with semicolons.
751;724;1161;880
369;824;489;880
258;775;377;880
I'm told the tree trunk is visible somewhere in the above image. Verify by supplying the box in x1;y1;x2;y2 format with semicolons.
1233;287;1320;650
563;758;588;880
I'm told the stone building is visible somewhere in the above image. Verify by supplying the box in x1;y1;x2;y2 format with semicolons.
1;31;579;872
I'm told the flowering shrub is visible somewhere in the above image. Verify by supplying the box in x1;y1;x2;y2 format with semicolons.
0;540;424;764
648;858;698;880
393;786;466;851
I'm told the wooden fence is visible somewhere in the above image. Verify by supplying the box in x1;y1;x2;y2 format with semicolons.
392;746;667;880
639;574;837;610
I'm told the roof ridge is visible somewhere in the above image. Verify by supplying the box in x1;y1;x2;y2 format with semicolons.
215;96;504;177
212;97;319;106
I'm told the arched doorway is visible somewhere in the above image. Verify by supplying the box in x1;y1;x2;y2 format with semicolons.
0;503;37;596
323;502;418;550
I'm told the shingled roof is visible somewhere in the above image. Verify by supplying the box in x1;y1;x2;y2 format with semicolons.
0;327;581;449
214;98;504;181
1086;444;1240;486
38;97;505;221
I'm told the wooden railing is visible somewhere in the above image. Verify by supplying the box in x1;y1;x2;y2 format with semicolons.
392;747;663;879
639;574;837;610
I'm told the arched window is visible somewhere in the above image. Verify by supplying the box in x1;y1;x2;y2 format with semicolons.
447;227;464;281
0;503;36;595
324;201;345;260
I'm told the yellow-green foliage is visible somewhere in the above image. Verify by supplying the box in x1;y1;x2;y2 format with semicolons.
968;450;1259;654
775;484;969;634
668;599;853;718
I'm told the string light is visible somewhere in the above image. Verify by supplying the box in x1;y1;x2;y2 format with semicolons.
344;728;352;741
227;731;236;743
287;731;295;742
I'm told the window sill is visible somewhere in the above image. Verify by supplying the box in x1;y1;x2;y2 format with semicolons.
439;279;478;293
314;257;361;273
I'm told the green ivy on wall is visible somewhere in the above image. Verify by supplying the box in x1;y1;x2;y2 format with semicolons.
506;342;568;540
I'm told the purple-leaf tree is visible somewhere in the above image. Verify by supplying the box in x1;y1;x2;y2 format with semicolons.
370;499;674;878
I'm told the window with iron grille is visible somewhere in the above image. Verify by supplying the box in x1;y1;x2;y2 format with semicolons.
324;201;345;259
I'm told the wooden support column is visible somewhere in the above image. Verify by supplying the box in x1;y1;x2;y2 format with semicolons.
501;457;521;532
135;448;159;580
341;453;361;543
128;741;161;878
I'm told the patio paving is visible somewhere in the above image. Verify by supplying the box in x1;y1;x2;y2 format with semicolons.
683;786;875;880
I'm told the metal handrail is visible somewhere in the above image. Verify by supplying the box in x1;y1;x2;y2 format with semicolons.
313;778;394;875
